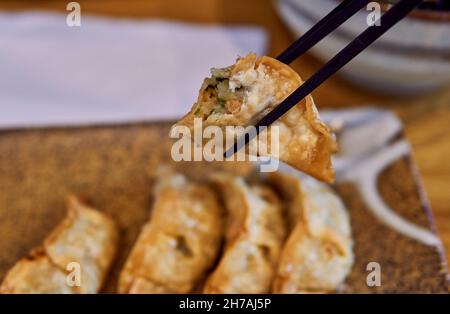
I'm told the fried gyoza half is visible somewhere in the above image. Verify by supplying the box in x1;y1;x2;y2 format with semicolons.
269;172;353;293
118;170;224;294
172;54;336;183
0;196;118;294
203;174;286;294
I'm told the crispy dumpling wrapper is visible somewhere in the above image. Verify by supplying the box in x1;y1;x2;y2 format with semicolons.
0;196;118;294
118;169;224;294
172;54;337;182
203;174;286;294
269;172;353;293
0;250;75;294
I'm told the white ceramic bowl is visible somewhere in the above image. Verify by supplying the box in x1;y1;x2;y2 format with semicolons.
274;0;450;95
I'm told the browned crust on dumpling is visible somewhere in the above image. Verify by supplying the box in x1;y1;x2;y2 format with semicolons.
268;172;353;293
0;196;118;294
118;169;224;294
172;54;336;183
266;171;304;233
203;174;286;294
0;249;74;294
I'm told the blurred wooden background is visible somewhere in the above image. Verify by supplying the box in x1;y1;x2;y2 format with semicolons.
1;0;449;263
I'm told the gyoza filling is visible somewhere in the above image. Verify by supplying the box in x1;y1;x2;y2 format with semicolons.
193;60;289;125
193;66;245;118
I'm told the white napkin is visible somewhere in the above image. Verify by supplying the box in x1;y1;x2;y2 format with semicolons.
0;12;267;128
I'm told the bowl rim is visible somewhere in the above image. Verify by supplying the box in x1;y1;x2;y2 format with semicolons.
379;3;450;22
329;0;450;22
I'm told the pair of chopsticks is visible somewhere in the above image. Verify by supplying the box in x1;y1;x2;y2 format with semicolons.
224;0;423;158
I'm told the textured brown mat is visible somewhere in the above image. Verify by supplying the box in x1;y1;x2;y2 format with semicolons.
0;121;448;293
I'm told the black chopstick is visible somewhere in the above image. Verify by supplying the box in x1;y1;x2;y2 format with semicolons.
225;0;423;159
277;0;371;64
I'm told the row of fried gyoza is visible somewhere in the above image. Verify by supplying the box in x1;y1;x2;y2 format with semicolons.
0;169;353;294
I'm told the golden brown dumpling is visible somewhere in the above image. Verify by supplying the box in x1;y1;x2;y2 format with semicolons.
203;174;286;293
0;196;118;294
118;169;224;294
269;172;353;293
172;54;336;183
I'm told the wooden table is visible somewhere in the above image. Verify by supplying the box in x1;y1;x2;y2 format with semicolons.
1;0;449;263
